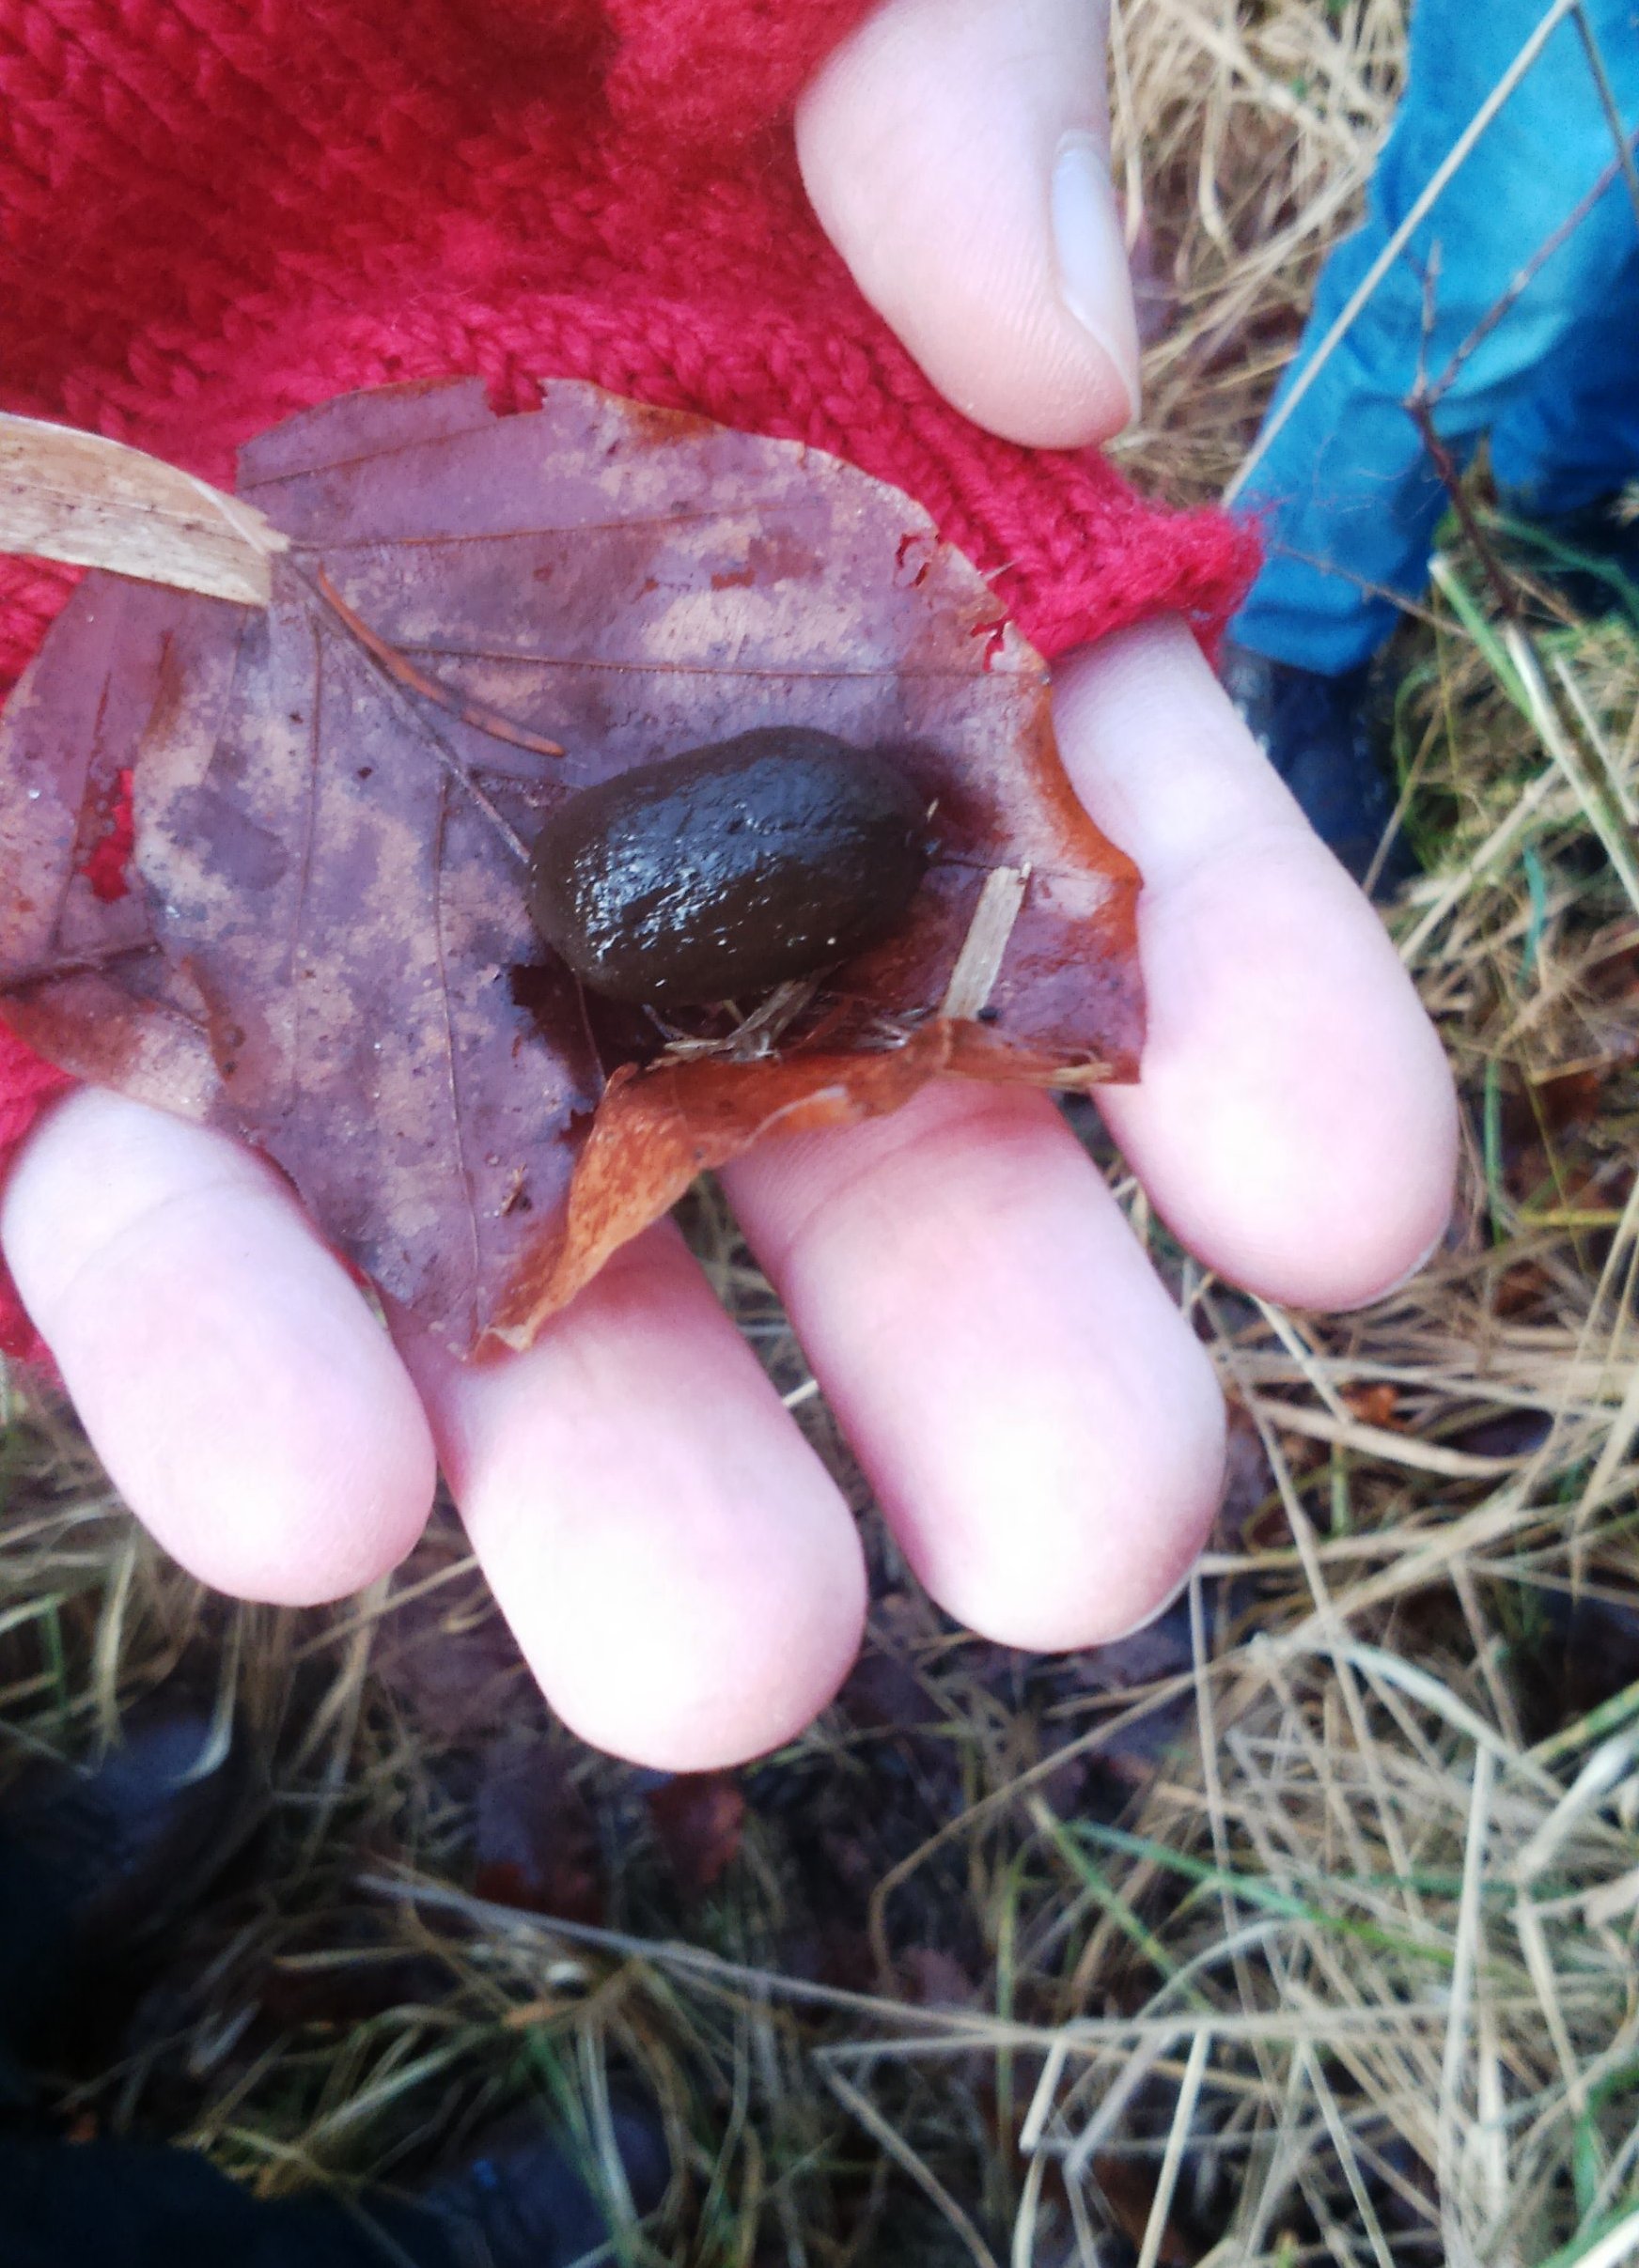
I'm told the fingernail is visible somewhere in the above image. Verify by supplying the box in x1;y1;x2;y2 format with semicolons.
1050;132;1141;427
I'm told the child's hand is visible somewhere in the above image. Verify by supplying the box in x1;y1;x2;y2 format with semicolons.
0;0;1458;1770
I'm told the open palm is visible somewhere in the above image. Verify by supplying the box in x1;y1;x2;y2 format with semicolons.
0;0;1456;1768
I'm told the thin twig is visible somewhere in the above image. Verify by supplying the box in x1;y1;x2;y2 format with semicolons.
1405;253;1520;621
1424;121;1639;412
1570;0;1639;228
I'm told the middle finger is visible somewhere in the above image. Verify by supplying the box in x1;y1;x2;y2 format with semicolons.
721;1076;1226;1651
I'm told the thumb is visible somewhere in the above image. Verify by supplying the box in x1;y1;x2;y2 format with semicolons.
795;0;1138;450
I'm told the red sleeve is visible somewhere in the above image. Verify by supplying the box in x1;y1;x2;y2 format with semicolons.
602;0;877;148
0;0;1257;1361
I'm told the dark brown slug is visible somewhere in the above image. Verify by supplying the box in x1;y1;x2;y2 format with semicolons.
526;726;932;1006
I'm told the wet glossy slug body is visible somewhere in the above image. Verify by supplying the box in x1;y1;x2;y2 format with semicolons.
527;726;931;1006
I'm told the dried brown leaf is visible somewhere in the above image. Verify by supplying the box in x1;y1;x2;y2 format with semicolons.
647;1771;745;1894
0;379;1143;1355
475;1738;605;1925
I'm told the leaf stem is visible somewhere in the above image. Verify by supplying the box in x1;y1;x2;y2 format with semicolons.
311;567;567;760
299;567;536;865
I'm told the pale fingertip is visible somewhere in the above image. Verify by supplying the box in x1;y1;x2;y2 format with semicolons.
914;1331;1225;1654
724;1080;1226;1655
1;1089;437;1605
403;1231;868;1771
796;0;1137;448
539;1520;865;1773
1052;622;1459;1312
1104;844;1458;1311
1091;1560;1198;1650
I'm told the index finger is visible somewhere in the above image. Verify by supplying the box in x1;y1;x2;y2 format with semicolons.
1062;618;1458;1307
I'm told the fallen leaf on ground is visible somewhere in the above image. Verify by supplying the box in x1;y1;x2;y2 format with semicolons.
1091;2154;1205;2268
1341;1382;1401;1430
898;1945;976;2008
0;380;1142;1354
647;1770;745;1894
474;1737;605;1925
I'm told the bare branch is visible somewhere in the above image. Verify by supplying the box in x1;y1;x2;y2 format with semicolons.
1405;253;1522;624
1425;120;1639;412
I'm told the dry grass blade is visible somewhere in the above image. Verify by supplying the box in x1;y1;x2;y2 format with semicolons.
1506;622;1639;921
941;863;1030;1021
0;412;284;604
823;2065;1002;2268
1135;2027;1211;2268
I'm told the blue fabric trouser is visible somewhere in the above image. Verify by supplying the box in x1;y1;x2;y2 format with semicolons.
1230;0;1639;675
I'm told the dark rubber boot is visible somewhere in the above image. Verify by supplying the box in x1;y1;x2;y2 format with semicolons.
1221;640;1410;892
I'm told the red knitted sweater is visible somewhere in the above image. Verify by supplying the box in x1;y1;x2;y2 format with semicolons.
0;0;1257;1364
